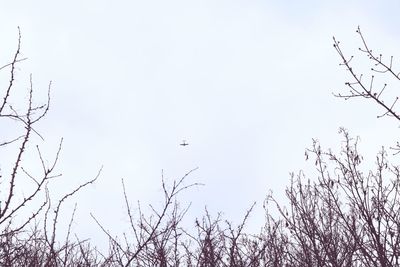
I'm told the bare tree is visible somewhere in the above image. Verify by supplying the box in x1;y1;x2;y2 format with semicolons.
0;28;100;266
263;27;400;267
3;26;400;266
333;26;400;155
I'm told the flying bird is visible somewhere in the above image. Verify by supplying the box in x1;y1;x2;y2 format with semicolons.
180;140;189;146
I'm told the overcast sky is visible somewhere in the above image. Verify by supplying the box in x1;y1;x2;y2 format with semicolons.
1;0;400;249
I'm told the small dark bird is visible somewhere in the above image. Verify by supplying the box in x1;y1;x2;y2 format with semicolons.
180;140;189;146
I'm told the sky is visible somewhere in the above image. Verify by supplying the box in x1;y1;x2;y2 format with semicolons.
1;0;400;250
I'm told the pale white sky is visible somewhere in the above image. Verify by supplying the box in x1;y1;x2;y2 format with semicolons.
1;0;400;249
